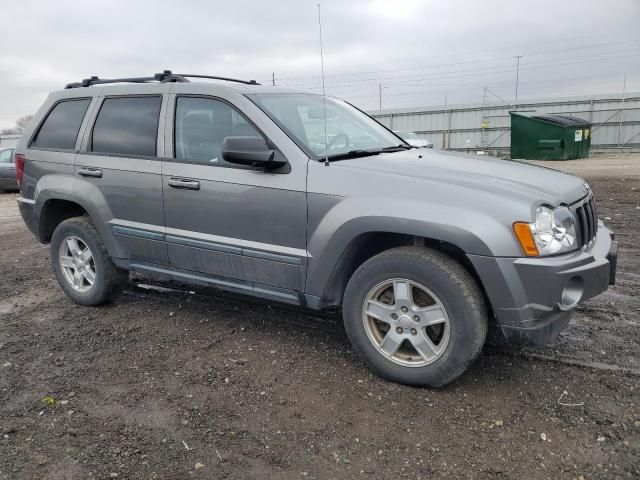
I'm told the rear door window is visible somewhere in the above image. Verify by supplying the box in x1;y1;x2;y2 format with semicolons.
31;99;91;150
91;96;162;157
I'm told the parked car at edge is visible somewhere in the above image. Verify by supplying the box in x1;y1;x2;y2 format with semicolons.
393;130;433;148
0;148;18;191
15;71;617;386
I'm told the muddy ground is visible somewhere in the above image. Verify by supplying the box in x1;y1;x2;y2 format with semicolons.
1;154;639;479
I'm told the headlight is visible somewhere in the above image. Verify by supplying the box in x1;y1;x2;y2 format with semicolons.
513;205;577;256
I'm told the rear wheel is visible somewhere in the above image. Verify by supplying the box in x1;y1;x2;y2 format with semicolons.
343;246;487;387
51;217;128;305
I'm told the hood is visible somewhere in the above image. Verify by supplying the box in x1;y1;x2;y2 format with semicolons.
335;149;588;205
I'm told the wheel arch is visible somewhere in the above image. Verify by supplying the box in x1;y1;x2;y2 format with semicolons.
307;226;492;315
38;198;88;243
33;178;121;258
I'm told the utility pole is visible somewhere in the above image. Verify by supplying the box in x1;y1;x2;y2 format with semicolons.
617;74;626;148
514;55;521;108
443;92;448;150
272;72;275;86
379;83;382;110
481;87;489;151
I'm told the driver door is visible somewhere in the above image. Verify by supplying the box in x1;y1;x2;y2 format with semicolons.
161;91;308;295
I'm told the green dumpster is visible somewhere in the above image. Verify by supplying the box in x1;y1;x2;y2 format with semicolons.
510;112;591;160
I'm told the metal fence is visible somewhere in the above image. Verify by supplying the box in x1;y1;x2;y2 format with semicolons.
369;92;640;156
0;134;21;150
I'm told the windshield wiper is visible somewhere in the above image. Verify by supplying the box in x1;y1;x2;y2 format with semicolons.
325;150;382;161
326;145;414;162
379;144;414;152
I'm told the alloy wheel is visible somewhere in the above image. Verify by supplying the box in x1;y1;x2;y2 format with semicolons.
58;235;96;293
362;278;451;367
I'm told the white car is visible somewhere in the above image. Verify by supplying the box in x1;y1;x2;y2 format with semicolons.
394;130;433;148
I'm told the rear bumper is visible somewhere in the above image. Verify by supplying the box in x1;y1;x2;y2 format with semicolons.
17;197;39;238
468;222;617;345
0;178;18;190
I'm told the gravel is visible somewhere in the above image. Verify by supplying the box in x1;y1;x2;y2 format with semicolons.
1;154;639;479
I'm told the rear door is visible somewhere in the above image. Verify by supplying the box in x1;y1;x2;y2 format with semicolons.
75;85;169;265
0;148;15;188
161;87;308;295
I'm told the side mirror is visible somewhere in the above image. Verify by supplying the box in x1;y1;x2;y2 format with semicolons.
222;136;284;169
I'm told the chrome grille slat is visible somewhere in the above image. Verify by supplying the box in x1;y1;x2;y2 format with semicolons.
585;201;593;243
588;199;598;237
578;206;588;247
572;194;597;249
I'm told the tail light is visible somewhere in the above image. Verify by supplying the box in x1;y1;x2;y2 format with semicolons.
15;154;25;188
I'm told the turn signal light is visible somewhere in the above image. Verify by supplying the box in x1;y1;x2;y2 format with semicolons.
513;222;539;257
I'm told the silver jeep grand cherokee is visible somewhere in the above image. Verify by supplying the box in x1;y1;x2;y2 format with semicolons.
16;71;617;386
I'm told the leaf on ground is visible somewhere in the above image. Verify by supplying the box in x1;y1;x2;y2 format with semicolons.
41;396;56;406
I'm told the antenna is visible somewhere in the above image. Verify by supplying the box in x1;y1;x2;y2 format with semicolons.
317;2;330;166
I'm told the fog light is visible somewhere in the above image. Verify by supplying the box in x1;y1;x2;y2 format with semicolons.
560;277;584;309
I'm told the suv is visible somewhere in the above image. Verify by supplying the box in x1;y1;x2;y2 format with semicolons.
16;71;617;386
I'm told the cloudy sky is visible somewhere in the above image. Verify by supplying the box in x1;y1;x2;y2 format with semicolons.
1;0;639;130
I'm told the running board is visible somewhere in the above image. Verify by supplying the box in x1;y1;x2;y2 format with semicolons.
118;260;302;306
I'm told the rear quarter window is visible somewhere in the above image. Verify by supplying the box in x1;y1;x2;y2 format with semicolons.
31;98;91;150
90;96;162;157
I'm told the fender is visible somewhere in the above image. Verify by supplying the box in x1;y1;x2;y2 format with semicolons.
71;176;124;258
305;194;519;299
34;174;124;259
33;174;76;227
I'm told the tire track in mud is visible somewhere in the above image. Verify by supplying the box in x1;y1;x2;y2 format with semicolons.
128;280;640;377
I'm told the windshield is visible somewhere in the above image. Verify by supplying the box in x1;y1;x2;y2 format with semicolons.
395;131;419;140
249;93;404;160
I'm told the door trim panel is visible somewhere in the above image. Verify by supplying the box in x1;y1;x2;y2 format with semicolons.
112;225;165;242
110;223;307;266
165;227;308;261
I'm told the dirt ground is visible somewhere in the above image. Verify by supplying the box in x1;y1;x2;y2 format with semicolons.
1;154;638;480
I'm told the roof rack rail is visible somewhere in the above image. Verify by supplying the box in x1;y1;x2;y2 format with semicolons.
64;70;261;89
65;70;187;89
173;74;260;85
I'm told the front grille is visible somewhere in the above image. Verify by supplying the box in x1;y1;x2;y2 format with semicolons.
572;194;598;249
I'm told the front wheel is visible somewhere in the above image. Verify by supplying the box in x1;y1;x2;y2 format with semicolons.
51;217;128;305
343;246;487;387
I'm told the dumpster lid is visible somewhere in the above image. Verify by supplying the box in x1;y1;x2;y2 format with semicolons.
530;114;591;127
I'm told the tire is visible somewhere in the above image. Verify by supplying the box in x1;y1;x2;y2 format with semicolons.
343;246;487;387
50;216;129;305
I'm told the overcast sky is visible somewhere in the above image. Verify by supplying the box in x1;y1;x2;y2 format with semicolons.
1;0;639;130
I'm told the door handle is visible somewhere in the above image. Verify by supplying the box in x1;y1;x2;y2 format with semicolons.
168;177;200;190
78;167;103;178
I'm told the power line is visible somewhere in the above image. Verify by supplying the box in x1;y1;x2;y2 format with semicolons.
273;48;640;89
341;74;640;102
260;38;640;83
282;50;640;93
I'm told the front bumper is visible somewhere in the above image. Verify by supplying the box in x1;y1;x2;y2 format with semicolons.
468;221;617;345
